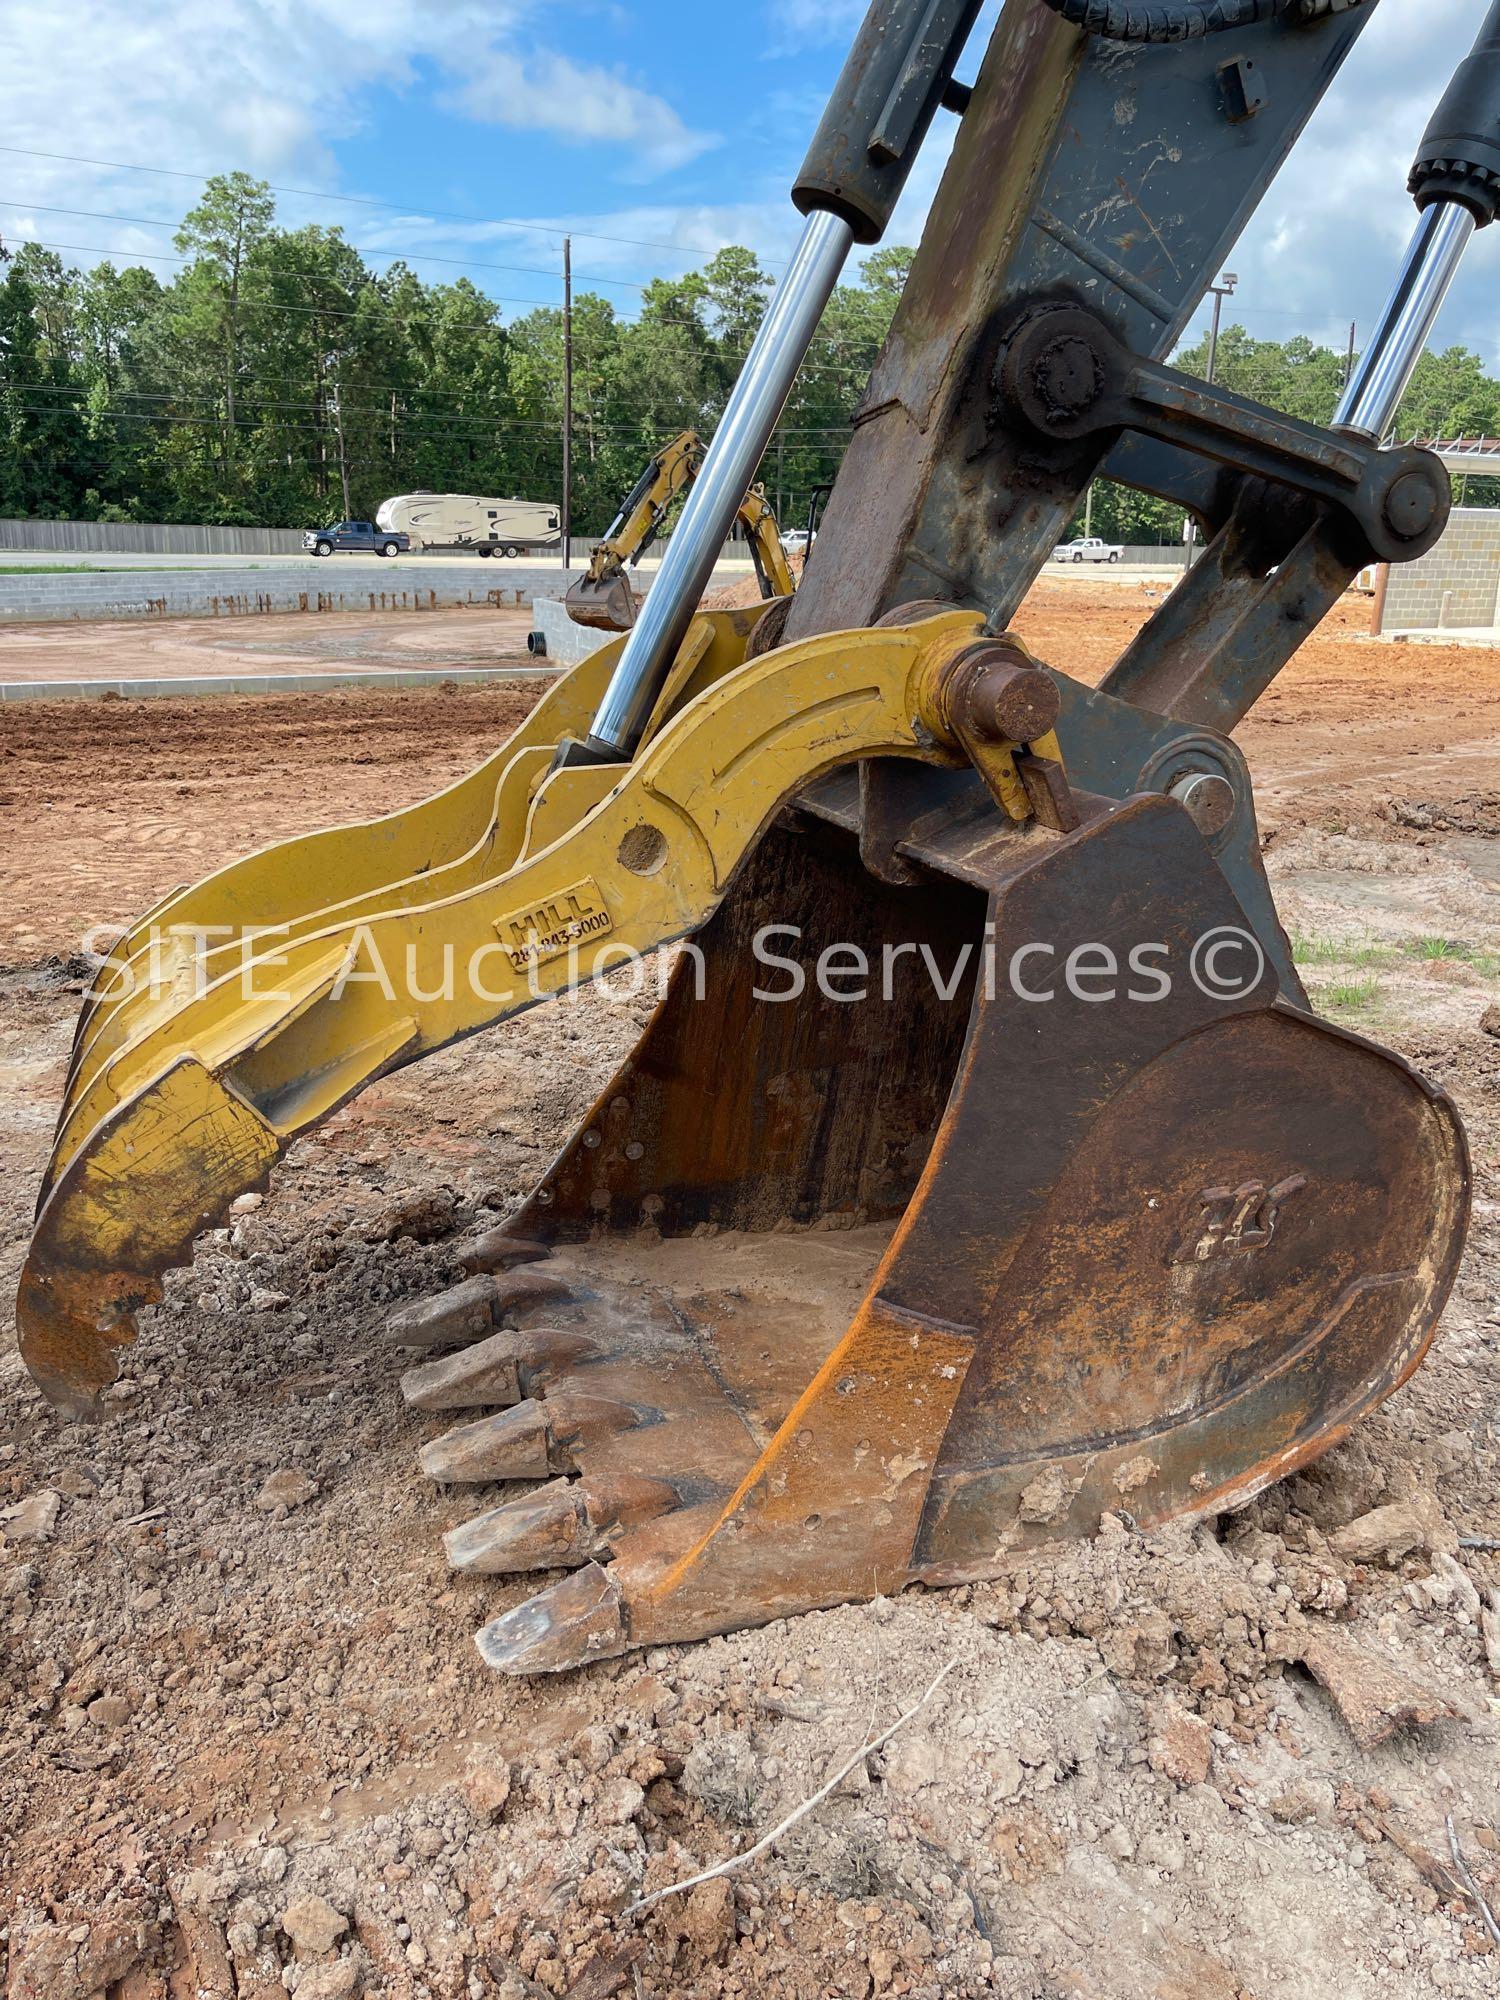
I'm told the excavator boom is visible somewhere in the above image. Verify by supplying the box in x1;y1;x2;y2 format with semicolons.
20;0;1495;1676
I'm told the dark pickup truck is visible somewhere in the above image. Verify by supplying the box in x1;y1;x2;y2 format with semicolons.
304;520;409;558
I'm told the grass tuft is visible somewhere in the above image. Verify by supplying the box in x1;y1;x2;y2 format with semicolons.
1291;933;1389;968
1323;977;1382;1011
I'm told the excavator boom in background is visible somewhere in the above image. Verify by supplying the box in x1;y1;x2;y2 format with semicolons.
19;0;1500;1676
563;429;795;632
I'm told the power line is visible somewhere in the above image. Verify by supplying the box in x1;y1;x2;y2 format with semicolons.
11;232;882;390
0;144;794;267
0;198;658;293
5;390;856;445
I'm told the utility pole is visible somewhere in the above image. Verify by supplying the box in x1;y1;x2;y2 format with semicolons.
1344;319;1357;388
562;236;573;572
776;432;785;522
1185;271;1237;566
329;362;352;518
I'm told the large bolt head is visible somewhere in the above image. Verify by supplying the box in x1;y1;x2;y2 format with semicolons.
1383;469;1442;541
1169;770;1236;837
1031;334;1103;424
954;643;1061;745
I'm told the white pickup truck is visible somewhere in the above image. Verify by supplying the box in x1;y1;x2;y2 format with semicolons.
1052;536;1123;563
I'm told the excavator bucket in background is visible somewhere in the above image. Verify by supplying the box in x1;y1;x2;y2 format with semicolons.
563;570;638;632
17;0;1492;1675
563;430;796;634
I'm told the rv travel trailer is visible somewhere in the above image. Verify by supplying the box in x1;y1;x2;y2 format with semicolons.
374;494;561;557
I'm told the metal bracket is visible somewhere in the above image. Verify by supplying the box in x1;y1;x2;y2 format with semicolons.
997;301;1450;569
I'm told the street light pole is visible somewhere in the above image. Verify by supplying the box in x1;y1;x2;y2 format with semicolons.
1185;271;1237;566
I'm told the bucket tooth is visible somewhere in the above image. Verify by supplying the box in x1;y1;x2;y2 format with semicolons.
583;1470;682;1533
382;1268;579;1351
419;1397;561;1483
489;1268;580;1325
444;1478;605;1575
400;1328;600;1413
460;1230;553;1277
419;1390;646;1484
382;1274;503;1351
476;1562;628;1674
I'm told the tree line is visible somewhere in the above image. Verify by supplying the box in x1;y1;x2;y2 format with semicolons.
0;170;1496;541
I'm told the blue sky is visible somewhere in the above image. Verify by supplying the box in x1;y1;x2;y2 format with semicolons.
4;0;1497;380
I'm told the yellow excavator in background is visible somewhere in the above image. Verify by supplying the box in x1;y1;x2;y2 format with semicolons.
16;0;1497;1677
563;429;796;633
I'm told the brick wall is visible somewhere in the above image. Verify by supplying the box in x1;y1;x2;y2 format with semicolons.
1380;507;1500;633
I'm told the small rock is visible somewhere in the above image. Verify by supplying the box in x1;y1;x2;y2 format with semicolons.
249;1286;291;1312
1432;1551;1483;1624
8;1914;146;2000
1299;1627;1467;1752
367;1189;457;1244
1481;1005;1500;1040
461;1752;512;1822
88;1693;132;1730
1;1489;61;1544
281;1894;347;1958
1329;1497;1442;1564
255;1470;318;1513
298;1959;361;2000
1146;1697;1212;1788
230;1192;264;1214
1098;1610;1175;1679
597;1776;645;1826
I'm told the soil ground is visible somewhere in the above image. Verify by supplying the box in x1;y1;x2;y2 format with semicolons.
0;606;537;685
2;577;1500;2000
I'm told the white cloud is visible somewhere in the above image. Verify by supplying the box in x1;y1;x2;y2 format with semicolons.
447;50;717;177
763;0;870;55
0;0;717;271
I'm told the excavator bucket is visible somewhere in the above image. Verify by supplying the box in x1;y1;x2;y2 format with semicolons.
563;572;638;632
15;0;1485;1677
16;602;1471;1677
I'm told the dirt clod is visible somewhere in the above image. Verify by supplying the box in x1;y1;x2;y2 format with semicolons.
281;1893;348;1957
254;1468;318;1511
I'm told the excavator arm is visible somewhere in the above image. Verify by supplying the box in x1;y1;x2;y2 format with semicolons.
19;0;1498;1675
564;429;794;632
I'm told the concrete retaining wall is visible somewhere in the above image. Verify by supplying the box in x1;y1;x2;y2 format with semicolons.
528;596;617;667
0;562;585;624
1379;507;1500;633
0;665;558;703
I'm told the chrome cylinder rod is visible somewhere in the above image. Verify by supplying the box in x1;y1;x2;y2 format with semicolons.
1334;201;1476;439
584;208;856;760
